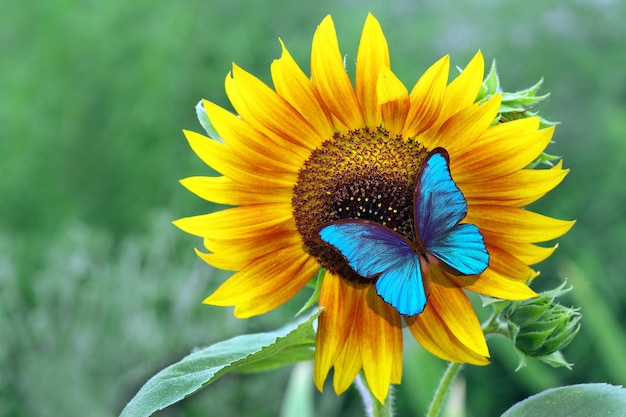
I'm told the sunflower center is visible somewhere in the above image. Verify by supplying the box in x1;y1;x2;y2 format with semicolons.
292;127;428;283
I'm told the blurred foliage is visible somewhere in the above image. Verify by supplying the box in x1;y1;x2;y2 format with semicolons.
1;0;625;416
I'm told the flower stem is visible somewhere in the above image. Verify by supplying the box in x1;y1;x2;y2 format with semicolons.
355;374;394;417
425;361;463;417
425;306;511;417
482;305;511;338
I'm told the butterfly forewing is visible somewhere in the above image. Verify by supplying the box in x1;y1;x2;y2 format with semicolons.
315;220;428;316
415;148;489;276
316;220;415;278
415;149;468;244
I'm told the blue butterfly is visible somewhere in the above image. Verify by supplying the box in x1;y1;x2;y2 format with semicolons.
314;148;489;316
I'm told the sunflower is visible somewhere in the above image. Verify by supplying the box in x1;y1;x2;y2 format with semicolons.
174;14;574;403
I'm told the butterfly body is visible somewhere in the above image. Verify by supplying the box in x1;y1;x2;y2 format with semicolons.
314;148;489;317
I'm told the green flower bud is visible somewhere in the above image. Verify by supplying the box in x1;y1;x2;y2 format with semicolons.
504;282;581;368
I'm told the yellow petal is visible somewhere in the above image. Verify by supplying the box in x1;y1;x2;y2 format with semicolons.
173;203;294;238
331;113;349;133
434;51;484;127
377;66;409;136
357;286;402;404
429;269;489;356
406;303;489;365
231;256;320;318
390;313;403;384
271;40;334;139
402;55;450;137
195;230;303;271
180;176;292;206
490;238;558;266
408;266;493;364
311;15;364;129
485;243;538;282
314;274;361;392
427;94;502;152
332;317;362;395
452;123;555;183
203;99;308;169
453;116;538;157
202;228;298;255
203;247;304;304
466;205;575;243
225;64;322;150
204;249;317;318
460;161;569;206
452;269;538;300
183;130;297;188
356;13;389;128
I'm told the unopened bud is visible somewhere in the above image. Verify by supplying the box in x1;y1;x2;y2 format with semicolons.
505;282;581;368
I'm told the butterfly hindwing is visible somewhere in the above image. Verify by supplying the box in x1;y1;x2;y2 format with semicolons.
316;221;428;316
427;223;490;275
374;254;428;316
416;148;489;275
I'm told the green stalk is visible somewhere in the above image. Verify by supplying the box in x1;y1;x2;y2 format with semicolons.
425;362;463;417
355;374;394;417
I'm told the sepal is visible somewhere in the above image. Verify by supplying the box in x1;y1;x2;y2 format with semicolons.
195;100;223;142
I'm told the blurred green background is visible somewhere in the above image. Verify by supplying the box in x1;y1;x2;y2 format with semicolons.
2;0;625;416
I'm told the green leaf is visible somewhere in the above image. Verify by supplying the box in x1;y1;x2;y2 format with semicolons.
120;308;321;417
501;383;626;417
234;343;315;374
296;269;324;317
